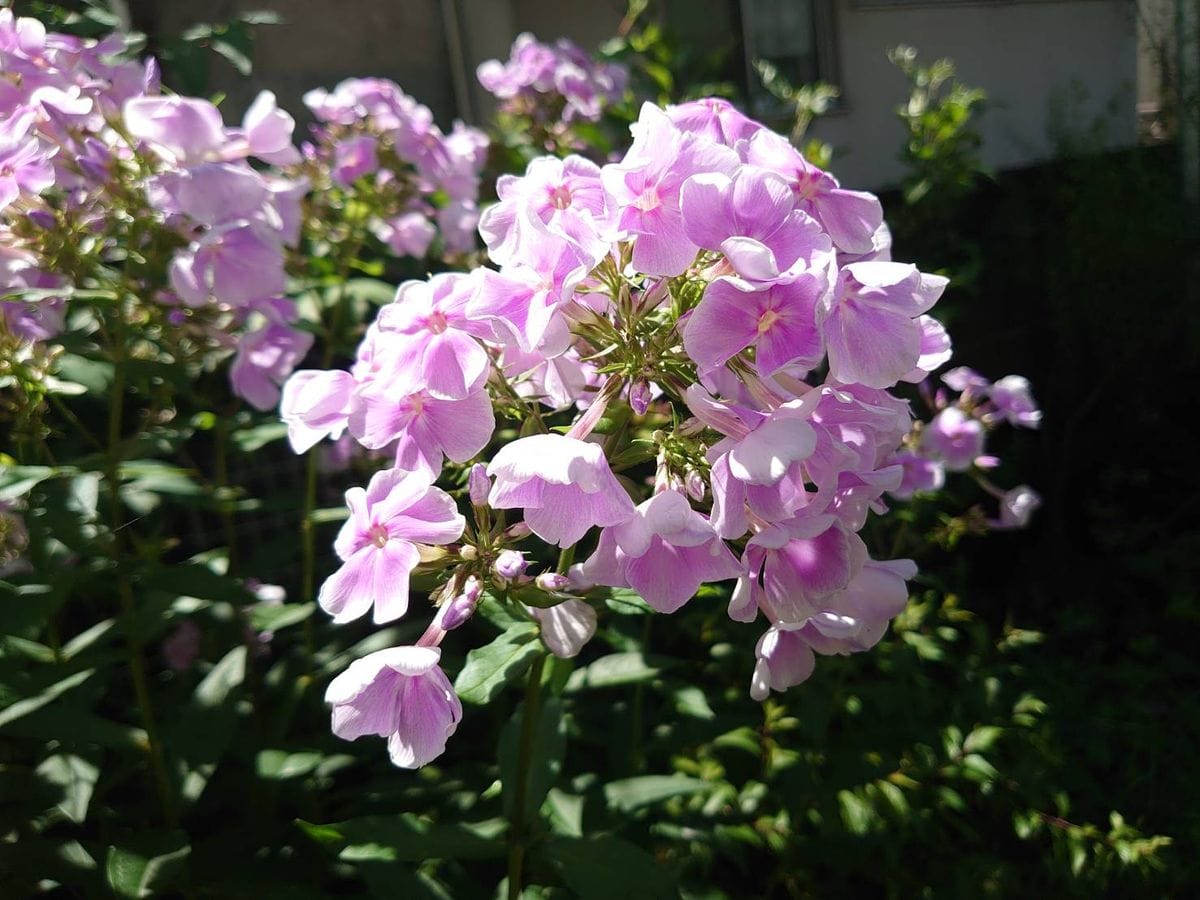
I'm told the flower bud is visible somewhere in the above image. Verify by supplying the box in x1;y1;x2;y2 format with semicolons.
440;576;481;631
629;379;651;416
468;463;490;506
535;572;570;592
493;549;527;580
26;208;56;230
505;521;532;540
685;469;706;501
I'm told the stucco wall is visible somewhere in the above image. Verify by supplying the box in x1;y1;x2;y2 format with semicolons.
809;1;1138;189
147;0;1138;190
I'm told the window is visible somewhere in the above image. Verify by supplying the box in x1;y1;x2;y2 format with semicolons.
739;0;839;116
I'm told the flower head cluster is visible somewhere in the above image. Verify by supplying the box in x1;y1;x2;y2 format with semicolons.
290;98;1038;768
300;78;489;257
887;366;1042;528
0;10;312;412
478;33;627;126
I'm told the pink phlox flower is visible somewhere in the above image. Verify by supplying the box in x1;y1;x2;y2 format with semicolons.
325;645;462;768
168;222;287;308
374;211;437;258
729;516;868;625
526;599;597;658
123;95;227;165
147;161;270;227
230;322;314;412
922;406;984;472
680;166;833;282
502;344;600;411
468;211;592;352
741;128;883;254
990;485;1042;529
238;90;300;165
486;433;635;547
348;371;495;478
332;134;379;186
886;449;946;499
582;490;741;613
373;272;492;400
280;368;356;453
437;199;480;254
820;261;948;389
601;103;740;276
319;467;465;624
684;273;826;377
987;375;1042;429
0;107;54;211
480;154;610;267
667;97;764;147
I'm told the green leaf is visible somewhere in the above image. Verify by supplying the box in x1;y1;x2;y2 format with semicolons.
105;832;190;899
539;835;677;899
0;464;58;502
672;685;715;720
173;646;246;804
232;421;288;452
565;652;669;691
963;725;1004;754
250;602;314;632
601;588;654;616
296;815;505;862
603;775;708;812
37;752;99;823
0;668;94;728
454;624;541;705
256;749;325;780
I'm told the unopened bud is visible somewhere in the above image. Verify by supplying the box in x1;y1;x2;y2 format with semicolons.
26;208;55;230
468;463;490;506
493;549;527;580
685;469;706;501
629;379;651;416
535;572;570;592
459;544;478;561
440;576;482;631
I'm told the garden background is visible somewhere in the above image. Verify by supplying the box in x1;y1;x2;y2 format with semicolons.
1;1;1198;897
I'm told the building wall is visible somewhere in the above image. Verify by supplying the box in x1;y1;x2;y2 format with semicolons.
810;1;1138;188
147;0;1138;191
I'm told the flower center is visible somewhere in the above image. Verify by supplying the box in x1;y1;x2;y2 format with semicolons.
548;183;573;210
425;310;449;334
368;523;389;548
757;309;781;333
634;186;661;212
793;169;821;202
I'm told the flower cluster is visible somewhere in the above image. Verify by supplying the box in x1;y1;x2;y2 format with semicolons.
300;78;489;258
0;10;311;412
286;97;1039;768
888;366;1042;528
478;33;627;126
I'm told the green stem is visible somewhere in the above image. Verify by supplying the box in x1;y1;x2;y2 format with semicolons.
507;653;547;900
630;614;651;772
106;308;176;828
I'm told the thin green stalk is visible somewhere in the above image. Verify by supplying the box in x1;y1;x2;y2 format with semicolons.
630;614;651;772
507;652;547;900
298;224;368;673
106;308;176;827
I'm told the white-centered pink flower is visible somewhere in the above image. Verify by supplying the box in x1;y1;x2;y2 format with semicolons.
319;467;465;624
486;433;635;547
326;646;462;769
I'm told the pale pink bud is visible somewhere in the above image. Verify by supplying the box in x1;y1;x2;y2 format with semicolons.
494;549;527;580
468;463;491;506
535;572;570;592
